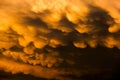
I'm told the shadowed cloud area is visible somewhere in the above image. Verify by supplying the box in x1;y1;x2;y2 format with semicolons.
0;0;120;80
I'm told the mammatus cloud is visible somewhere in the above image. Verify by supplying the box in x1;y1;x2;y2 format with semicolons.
0;0;120;80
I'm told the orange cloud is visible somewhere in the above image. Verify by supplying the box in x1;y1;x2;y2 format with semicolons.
0;0;120;79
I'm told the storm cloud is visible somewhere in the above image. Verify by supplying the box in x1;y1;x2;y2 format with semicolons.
0;0;120;80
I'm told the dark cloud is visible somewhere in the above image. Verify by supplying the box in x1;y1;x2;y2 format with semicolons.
86;6;115;34
0;0;120;80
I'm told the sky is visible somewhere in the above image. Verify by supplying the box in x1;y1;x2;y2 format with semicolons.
0;0;120;80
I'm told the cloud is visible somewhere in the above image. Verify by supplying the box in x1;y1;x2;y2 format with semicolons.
0;0;120;80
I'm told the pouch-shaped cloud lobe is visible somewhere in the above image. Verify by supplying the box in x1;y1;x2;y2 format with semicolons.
0;0;120;80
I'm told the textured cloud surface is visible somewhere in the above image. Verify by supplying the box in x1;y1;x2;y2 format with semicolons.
0;0;120;80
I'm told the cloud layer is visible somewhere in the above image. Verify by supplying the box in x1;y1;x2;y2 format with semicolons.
0;0;120;80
